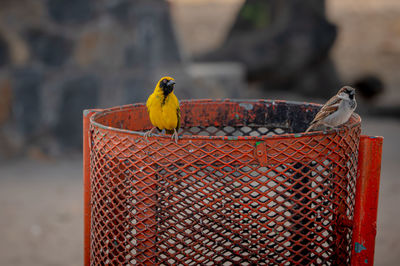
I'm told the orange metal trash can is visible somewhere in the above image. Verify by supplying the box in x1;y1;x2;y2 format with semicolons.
83;99;383;265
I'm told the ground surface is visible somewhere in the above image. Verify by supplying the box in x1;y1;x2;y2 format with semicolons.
0;118;398;266
0;155;83;266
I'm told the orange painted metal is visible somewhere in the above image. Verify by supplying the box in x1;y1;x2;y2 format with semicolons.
82;99;381;265
351;136;383;265
83;109;101;266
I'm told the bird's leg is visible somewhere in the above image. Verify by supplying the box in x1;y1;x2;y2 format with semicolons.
324;124;340;133
321;123;336;133
343;123;352;131
171;128;179;144
144;127;157;141
333;127;341;134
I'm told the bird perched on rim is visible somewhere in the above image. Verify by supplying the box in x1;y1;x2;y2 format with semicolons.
305;86;357;132
144;76;180;143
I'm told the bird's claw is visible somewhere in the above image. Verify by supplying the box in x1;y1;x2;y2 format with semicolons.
171;129;179;144
143;131;151;142
144;127;156;142
327;126;340;134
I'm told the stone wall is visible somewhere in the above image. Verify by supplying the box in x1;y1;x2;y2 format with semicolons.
0;0;188;157
0;0;340;158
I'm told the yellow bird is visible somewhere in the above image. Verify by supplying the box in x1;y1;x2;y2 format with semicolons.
144;76;181;143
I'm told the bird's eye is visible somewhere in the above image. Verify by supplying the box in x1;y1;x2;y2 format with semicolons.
162;79;167;84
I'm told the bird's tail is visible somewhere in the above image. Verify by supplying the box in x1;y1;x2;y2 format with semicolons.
305;124;315;133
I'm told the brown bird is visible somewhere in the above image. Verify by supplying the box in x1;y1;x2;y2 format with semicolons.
306;86;357;132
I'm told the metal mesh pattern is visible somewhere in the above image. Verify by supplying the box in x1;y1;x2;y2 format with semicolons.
89;100;361;265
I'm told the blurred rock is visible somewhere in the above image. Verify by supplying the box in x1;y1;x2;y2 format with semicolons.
123;77;149;104
0;124;24;159
0;77;12;125
73;31;98;67
74;17;134;69
74;20;126;68
12;68;42;136
107;0;132;25
197;0;340;98
1;30;30;66
0;0;184;157
25;29;73;67
124;1;181;69
187;62;246;99
55;75;99;148
353;75;384;101
0;35;9;66
26;145;52;161
47;0;94;24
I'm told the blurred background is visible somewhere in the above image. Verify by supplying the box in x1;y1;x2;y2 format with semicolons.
0;0;399;265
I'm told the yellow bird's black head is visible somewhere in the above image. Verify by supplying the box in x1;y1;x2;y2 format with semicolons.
158;77;176;96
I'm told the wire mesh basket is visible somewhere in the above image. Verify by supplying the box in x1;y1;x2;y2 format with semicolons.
83;99;383;265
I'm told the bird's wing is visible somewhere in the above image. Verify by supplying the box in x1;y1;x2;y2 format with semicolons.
176;105;181;130
146;93;155;114
324;95;342;108
311;104;339;123
171;93;181;130
310;96;341;124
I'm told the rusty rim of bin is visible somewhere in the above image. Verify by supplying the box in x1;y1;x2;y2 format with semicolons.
90;99;361;139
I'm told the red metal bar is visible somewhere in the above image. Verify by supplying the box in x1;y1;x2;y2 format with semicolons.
83;109;100;266
351;135;384;265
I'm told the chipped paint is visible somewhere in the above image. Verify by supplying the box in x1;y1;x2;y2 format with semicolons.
355;242;366;253
83;109;92;117
239;103;253;111
365;259;368;264
367;136;384;140
84;108;103;117
255;141;263;146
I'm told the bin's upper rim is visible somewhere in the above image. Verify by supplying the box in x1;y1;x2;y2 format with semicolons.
89;98;361;141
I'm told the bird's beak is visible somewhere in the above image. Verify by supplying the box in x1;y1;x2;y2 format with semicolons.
167;80;176;86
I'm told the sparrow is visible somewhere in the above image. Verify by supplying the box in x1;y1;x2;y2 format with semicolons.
144;76;181;143
305;86;357;132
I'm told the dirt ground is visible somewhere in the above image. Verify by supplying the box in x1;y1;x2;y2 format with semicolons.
0;118;398;266
0;156;83;266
